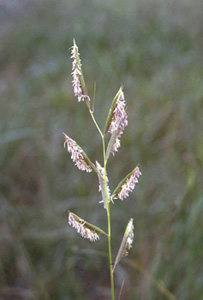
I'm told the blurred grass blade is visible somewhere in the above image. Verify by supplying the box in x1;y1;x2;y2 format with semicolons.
0;128;35;145
91;81;96;112
118;279;125;300
125;259;177;300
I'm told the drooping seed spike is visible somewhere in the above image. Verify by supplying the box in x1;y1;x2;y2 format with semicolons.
68;211;108;242
63;133;92;172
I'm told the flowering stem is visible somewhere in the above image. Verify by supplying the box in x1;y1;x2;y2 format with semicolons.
69;41;140;300
102;136;115;300
89;108;115;298
89;110;103;139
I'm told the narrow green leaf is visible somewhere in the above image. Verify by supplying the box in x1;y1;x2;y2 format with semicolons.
104;87;123;134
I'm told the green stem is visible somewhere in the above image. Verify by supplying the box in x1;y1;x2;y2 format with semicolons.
102;136;115;300
90;110;103;139
89;107;114;299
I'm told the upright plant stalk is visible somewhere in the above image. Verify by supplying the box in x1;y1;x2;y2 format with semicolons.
86;110;115;298
102;136;115;300
66;40;142;300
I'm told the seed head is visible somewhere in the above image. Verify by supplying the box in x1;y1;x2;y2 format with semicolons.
64;133;92;172
108;90;128;154
113;218;134;272
118;167;142;200
70;42;90;102
96;161;111;208
68;212;100;242
123;219;134;256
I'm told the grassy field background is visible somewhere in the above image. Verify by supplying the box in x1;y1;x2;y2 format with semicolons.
0;0;203;299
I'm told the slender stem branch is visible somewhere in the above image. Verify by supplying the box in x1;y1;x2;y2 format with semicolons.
102;136;115;300
89;110;103;139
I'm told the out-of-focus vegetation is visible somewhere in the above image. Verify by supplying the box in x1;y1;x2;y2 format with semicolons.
0;0;202;299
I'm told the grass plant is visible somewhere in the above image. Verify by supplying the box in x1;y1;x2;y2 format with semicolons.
65;41;142;299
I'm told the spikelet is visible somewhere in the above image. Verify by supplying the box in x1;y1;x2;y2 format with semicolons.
104;88;128;156
64;133;92;172
68;211;108;242
112;167;142;200
113;218;134;272
70;40;90;102
96;161;111;209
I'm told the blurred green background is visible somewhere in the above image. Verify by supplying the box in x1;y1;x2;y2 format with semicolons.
0;0;203;299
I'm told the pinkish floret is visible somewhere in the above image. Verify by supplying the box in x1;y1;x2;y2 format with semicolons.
118;167;142;200
70;43;90;102
68;213;99;242
123;219;134;256
64;133;92;172
96;161;111;208
108;90;128;154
